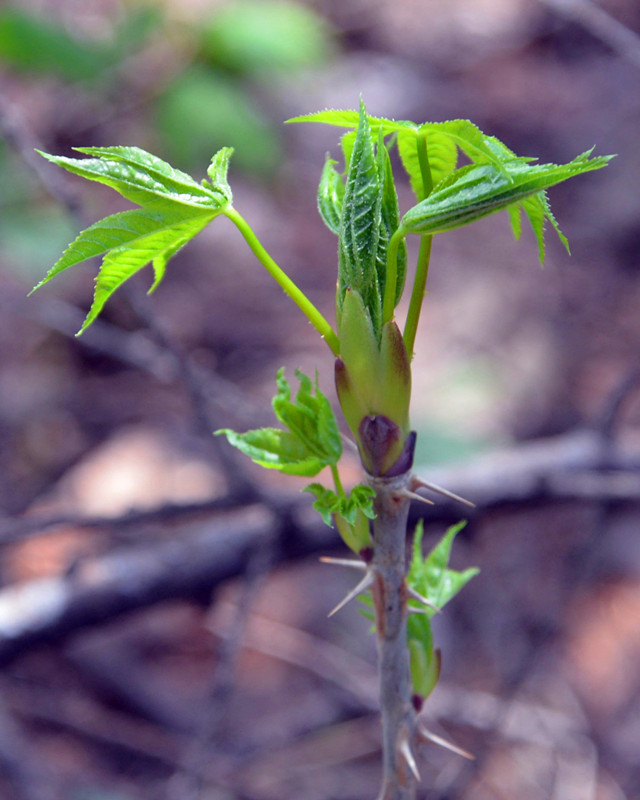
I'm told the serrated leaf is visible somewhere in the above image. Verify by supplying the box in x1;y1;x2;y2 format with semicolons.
303;482;339;526
81;213;213;332
521;190;569;261
39;146;225;210
337;104;408;336
32;146;234;331
317;155;343;234
399;151;614;257
508;202;522;241
288;109;415;139
408;520;479;617
217;369;342;478
205;146;234;204
287;108;362;127
215;427;326;476
349;484;376;520
290;111;510;186
272;369;342;465
303;482;373;526
30;207;212;292
338;104;384;332
397;129;458;199
421;120;510;175
305;483;373;550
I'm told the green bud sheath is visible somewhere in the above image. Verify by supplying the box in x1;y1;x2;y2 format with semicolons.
336;287;413;476
335;508;372;553
378;319;411;435
409;640;441;700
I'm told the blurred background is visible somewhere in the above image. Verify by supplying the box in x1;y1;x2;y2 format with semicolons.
0;0;639;798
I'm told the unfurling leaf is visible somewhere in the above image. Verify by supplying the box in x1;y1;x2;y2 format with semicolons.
303;482;375;527
408;520;479;615
317;155;343;234
399;150;614;259
216;368;341;477
317;103;406;337
406;520;478;697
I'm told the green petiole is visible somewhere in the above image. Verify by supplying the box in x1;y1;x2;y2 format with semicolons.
403;234;433;358
224;206;340;355
330;462;346;499
382;228;404;325
403;132;434;357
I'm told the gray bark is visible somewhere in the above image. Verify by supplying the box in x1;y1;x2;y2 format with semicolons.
370;472;417;800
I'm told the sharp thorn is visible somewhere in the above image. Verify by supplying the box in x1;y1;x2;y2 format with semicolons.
328;571;374;617
340;433;359;452
397;489;435;506
398;734;421;781
411;477;476;509
417;723;475;760
320;556;368;571
407;585;439;612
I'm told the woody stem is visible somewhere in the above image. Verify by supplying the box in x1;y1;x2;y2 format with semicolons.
370;471;418;800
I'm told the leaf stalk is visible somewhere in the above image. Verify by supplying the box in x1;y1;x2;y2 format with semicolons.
403;132;434;356
224;207;340;355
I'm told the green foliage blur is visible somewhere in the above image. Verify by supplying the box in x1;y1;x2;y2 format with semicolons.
0;0;336;278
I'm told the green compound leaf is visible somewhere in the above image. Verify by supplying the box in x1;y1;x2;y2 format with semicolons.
399;150;614;258
406;520;478;698
31;146;234;332
303;482;375;527
408;520;479;616
216;368;342;477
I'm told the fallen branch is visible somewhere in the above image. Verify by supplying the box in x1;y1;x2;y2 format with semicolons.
0;427;637;667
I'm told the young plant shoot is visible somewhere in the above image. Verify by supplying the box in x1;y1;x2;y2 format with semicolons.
31;101;612;799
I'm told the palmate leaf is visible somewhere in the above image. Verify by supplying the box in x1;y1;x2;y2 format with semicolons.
31;146;234;332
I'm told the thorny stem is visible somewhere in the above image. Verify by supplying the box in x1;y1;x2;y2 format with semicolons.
223;207;340;355
369;470;418;800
